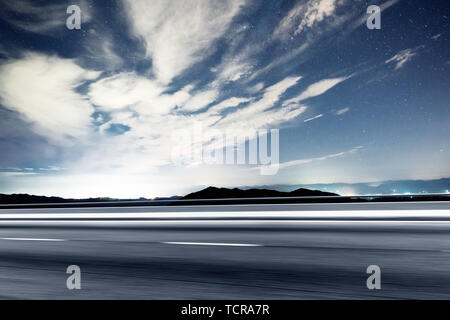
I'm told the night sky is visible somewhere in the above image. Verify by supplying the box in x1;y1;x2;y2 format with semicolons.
0;0;449;198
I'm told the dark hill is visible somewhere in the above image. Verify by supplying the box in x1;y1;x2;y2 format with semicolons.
0;193;69;204
289;188;338;197
182;186;338;200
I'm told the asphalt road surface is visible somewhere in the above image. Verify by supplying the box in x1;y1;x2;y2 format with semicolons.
0;201;450;299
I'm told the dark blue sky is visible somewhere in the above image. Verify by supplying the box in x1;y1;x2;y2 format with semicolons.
0;0;448;198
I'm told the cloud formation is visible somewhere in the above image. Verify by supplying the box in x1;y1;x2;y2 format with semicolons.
0;53;100;143
123;0;245;84
3;0;443;198
273;0;340;40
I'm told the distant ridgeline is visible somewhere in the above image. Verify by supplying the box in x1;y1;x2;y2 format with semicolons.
175;186;342;205
1;186;449;207
182;186;338;199
0;193;71;204
0;188;336;206
0;193;177;207
175;186;450;205
0;194;147;205
244;178;450;195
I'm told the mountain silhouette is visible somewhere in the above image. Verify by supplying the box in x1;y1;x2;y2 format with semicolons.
0;193;68;204
182;186;338;200
2;187;447;207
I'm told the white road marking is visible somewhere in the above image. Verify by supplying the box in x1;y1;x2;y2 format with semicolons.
0;237;66;242
162;241;263;247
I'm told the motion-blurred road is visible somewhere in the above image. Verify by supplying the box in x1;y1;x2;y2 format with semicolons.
0;201;450;299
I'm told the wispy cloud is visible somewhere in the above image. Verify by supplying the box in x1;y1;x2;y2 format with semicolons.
84;35;124;71
183;89;219;112
122;0;245;84
278;146;364;169
431;33;441;41
336;107;350;115
208;97;253;114
304;114;323;122
212;50;254;84
385;46;423;70
284;76;349;106
273;0;340;40
0;171;37;177
0;0;92;34
218;76;303;128
38;166;62;172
